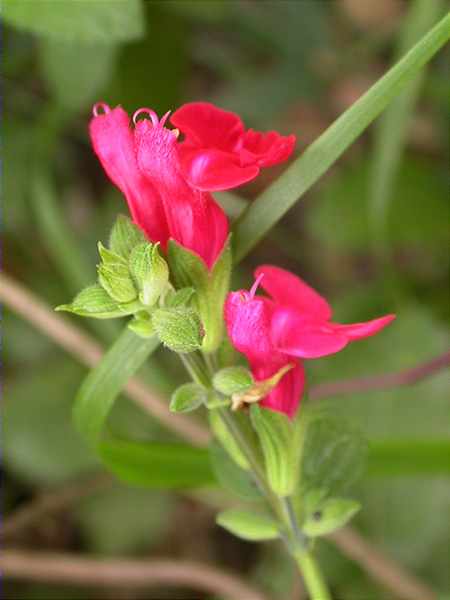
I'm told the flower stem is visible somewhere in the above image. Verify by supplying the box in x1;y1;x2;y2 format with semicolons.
293;549;332;600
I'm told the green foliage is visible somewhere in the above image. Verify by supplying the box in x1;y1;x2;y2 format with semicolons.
209;442;262;500
127;313;155;338
209;410;251;471
250;405;299;498
3;0;145;43
213;366;254;396
164;287;196;308
216;509;281;541
151;307;203;353
129;242;169;306
368;439;450;476
97;244;137;303
56;284;138;319
73;327;159;447
99;438;215;488
303;498;361;537
170;382;207;413
168;237;232;353
109;215;147;260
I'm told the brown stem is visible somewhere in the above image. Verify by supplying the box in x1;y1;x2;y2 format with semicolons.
0;550;268;600
330;527;435;600
310;350;450;400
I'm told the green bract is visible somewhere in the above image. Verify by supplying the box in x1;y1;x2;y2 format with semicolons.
213;366;254;396
56;284;138;319
151;307;203;353
216;509;280;541
170;383;207;413
129;242;169;307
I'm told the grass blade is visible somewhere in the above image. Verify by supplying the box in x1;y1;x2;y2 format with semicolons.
233;12;450;262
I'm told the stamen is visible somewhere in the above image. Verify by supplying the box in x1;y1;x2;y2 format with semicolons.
171;128;180;139
133;108;159;127
159;110;172;127
249;273;264;299
92;102;111;117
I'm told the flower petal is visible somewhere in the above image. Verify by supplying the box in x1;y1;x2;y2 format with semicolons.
257;361;305;419
332;314;396;340
178;147;260;191
255;265;332;320
89;105;169;245
240;129;296;167
171;102;244;152
271;307;349;358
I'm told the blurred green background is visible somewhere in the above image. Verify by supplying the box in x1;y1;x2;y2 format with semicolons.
3;1;449;599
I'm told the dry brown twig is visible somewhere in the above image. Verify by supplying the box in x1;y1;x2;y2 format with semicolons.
0;550;268;600
1;271;443;600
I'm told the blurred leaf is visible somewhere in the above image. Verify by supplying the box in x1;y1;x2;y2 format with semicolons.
233;12;450;261
303;497;361;537
163;0;230;22
73;327;159;447
99;438;215;488
209;442;262;501
368;439;450;476
4;360;98;484
75;484;173;555
3;0;145;43
39;39;117;111
301;412;368;497
216;509;280;541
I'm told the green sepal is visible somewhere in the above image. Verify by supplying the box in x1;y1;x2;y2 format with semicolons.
216;509;280;541
170;382;207;413
151;307;203;353
127;314;155;338
302;497;361;537
129;242;169;307
209;410;250;470
97;264;137;303
164;287;196;308
213;366;253;396
56;284;139;319
167;236;232;353
109;214;146;259
250;405;298;498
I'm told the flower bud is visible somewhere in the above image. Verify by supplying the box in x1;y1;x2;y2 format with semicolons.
130;242;169;306
151;307;203;353
97;242;137;303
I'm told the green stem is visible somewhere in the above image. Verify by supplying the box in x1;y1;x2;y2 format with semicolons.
294;550;332;600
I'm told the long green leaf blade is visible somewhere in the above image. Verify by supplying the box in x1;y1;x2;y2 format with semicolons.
368;440;450;476
99;438;215;488
233;12;450;261
73;327;159;447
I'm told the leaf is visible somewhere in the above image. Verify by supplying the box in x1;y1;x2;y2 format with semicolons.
56;284;138;319
216;509;280;541
3;0;145;43
73;327;159;447
302;498;361;537
39;39;116;111
300;413;368;497
170;383;207;413
99;438;215;488
250;405;297;497
232;12;450;261
109;214;147;260
168;237;232;353
213;366;254;396
209;442;262;500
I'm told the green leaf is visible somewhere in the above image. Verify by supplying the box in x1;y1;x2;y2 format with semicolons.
168;237;232;353
250;405;297;497
73;327;159;447
3;0;145;43
170;383;207;413
56;284;138;319
39;39;116;111
152;307;203;353
368;439;450;476
213;366;254;396
97;264;137;304
217;509;280;541
232;12;450;261
303;498;361;537
209;442;262;500
109;215;147;260
99;438;215;488
300;414;368;497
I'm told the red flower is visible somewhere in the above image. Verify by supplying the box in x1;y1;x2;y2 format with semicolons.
90;102;295;269
225;266;395;418
171;102;296;191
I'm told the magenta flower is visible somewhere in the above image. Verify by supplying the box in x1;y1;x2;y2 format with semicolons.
90;102;295;269
225;265;395;418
